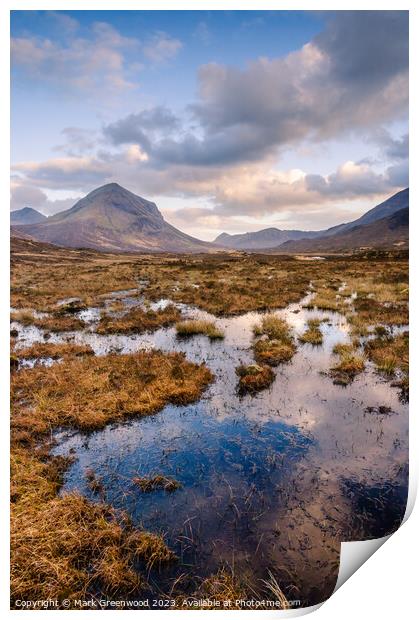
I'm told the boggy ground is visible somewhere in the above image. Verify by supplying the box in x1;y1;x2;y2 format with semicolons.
10;349;213;607
10;238;408;608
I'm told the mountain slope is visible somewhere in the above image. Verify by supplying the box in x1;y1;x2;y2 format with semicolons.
214;188;409;250
14;183;216;253
280;207;408;252
320;187;409;237
214;227;320;249
10;207;47;225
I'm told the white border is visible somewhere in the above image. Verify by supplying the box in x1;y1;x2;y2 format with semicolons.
1;2;417;618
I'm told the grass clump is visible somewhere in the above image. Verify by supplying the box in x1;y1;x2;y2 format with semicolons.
133;475;182;493
253;315;291;340
15;342;94;361
365;331;408;399
306;291;340;312
298;319;323;345
253;340;296;365
330;343;365;385
176;319;224;340
127;531;177;568
236;364;275;394
11;350;213;441
11;449;174;605
365;332;408;375
190;568;248;609
253;315;296;366
85;468;104;495
10;348;211;605
11;488;141;604
97;305;181;335
11;310;84;332
11;458;175;606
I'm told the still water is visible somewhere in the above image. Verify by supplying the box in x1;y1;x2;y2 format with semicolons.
12;293;408;605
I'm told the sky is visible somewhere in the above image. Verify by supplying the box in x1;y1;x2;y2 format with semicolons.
10;10;408;240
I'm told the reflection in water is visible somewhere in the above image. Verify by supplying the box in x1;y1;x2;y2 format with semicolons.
13;293;408;606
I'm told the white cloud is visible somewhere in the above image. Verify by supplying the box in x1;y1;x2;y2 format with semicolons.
11;20;140;96
143;31;182;63
10;11;408;235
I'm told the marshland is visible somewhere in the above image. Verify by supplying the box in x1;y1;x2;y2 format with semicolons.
10;238;408;609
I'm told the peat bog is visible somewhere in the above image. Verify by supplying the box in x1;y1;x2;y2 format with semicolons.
10;239;408;609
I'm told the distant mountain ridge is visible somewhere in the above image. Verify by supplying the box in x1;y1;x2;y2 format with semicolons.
280;207;408;252
214;188;409;250
13;183;217;253
12;185;408;254
215;227;320;249
318;188;409;238
10;207;46;225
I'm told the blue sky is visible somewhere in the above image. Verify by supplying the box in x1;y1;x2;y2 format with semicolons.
11;10;408;239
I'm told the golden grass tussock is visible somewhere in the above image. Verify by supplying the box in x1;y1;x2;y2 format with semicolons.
10;447;148;604
15;342;94;361
330;343;365;385
176;319;224;339
365;331;408;379
10;347;211;606
298;319;323;345
180;568;248;609
306;292;340;312
253;315;296;366
261;570;290;609
236;364;275;394
97;304;181;334
253;315;291;340
126;531;177;568
133;475;182;493
12;350;213;440
11;479;175;604
11;309;84;332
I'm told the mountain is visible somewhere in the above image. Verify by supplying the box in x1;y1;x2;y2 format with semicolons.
214;228;320;250
280;207;408;253
214;188;409;250
319;187;409;238
10;207;47;225
13;183;216;253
